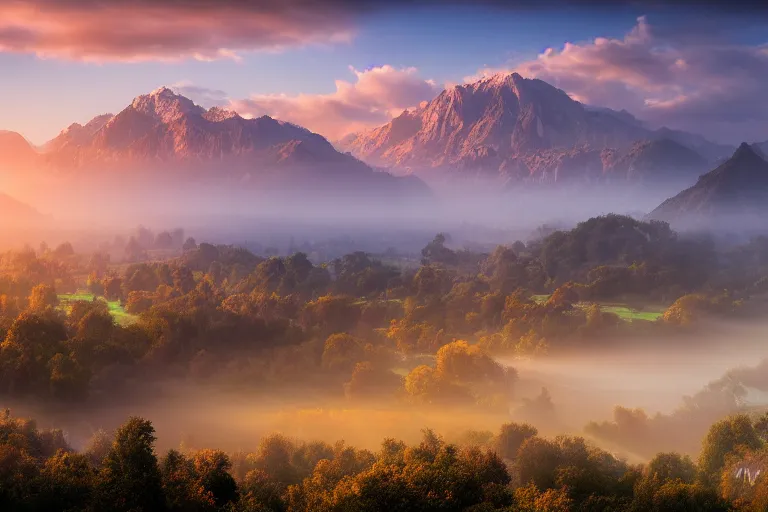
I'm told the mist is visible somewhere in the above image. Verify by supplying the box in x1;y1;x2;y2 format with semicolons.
4;162;768;510
1;163;698;251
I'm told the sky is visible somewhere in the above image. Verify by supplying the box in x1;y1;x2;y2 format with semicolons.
1;0;767;145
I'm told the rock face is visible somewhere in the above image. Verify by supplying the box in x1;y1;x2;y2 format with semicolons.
603;139;708;184
340;72;724;186
650;143;768;224
0;131;39;170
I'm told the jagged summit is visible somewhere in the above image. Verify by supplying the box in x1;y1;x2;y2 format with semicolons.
131;87;205;124
150;85;174;95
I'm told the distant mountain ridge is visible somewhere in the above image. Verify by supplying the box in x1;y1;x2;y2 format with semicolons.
0;192;46;227
650;143;768;226
43;114;115;152
0;87;429;206
339;72;733;186
0;131;38;170
41;86;370;174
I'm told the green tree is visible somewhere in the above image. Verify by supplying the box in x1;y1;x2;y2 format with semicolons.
0;312;68;395
94;417;166;512
321;333;364;372
495;422;538;460
193;449;238;508
698;415;761;487
38;449;96;511
160;450;215;512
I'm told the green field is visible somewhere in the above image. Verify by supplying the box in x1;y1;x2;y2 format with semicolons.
57;292;137;325
597;305;663;322
529;294;663;322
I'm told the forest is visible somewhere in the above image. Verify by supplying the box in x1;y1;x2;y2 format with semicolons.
3;214;768;510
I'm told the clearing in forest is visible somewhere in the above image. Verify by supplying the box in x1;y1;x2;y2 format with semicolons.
57;292;137;325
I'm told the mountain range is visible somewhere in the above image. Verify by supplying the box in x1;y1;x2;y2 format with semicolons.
39;87;368;174
650;143;768;227
0;75;762;208
339;72;734;186
0;87;430;205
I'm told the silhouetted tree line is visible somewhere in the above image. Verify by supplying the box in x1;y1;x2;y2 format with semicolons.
6;408;768;511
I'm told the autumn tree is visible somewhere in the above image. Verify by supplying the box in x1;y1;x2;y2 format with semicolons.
27;283;58;311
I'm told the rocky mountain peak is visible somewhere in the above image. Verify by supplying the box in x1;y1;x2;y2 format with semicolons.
131;86;205;124
732;142;765;163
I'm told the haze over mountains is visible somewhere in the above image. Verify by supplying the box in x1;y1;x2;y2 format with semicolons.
0;192;46;227
0;75;744;191
0;87;429;224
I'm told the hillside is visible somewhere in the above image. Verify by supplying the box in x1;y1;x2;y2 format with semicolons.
0;193;45;226
603;139;708;184
0;131;39;170
650;143;768;225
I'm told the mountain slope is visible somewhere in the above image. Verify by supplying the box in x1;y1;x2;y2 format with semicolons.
753;140;768;159
0;193;45;226
650;127;735;163
603;139;708;184
44;114;115;152
0;131;39;170
437;137;707;188
650;143;768;224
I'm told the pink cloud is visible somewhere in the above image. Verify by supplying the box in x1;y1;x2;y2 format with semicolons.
231;65;440;140
0;0;356;62
470;16;768;143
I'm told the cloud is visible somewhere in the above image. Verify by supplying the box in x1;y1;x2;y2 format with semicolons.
230;65;440;140
473;16;768;143
0;0;357;62
171;82;229;107
9;1;767;64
